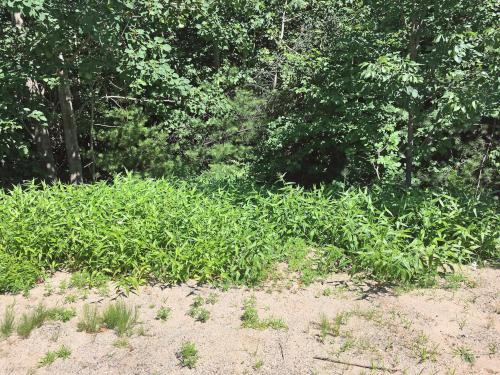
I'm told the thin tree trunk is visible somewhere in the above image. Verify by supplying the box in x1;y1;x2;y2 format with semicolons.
272;0;287;90
405;16;420;187
213;42;220;69
12;12;23;28
58;54;83;184
13;12;56;182
33;121;57;181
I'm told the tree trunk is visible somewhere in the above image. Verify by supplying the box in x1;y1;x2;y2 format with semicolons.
58;54;83;184
213;42;220;69
272;0;287;90
33;122;57;181
405;16;420;187
14;12;57;182
12;12;23;28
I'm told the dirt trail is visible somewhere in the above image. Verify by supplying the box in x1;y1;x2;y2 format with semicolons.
0;267;498;375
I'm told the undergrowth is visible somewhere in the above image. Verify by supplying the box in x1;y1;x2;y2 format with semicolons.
0;176;498;292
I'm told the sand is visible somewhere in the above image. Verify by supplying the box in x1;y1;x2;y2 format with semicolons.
0;266;498;375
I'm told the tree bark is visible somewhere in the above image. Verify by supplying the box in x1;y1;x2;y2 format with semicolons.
272;0;287;90
58;54;83;184
33;121;57;181
12;12;23;28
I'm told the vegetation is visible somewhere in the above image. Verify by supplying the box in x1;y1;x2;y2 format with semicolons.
113;337;130;349
38;345;71;368
177;341;199;369
155;306;172;321
102;300;139;336
77;304;101;334
0;176;497;292
454;345;475;364
0;1;498;293
241;296;287;330
188;296;211;323
0;304;15;338
17;305;75;338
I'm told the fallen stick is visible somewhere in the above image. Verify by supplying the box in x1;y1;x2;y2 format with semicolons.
313;356;398;373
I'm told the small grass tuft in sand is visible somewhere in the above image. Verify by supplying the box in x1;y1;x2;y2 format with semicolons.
0;304;15;338
188;296;211;323
155;306;172;321
113;337;130;349
453;345;475;364
177;341;199;369
77;304;101;333
316;312;349;341
102;300;139;336
241;296;287;330
38;345;71;367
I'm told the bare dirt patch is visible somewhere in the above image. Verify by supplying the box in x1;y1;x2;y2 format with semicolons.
0;267;498;374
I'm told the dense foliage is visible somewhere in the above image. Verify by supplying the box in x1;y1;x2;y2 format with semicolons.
0;176;498;292
0;1;498;292
0;0;498;190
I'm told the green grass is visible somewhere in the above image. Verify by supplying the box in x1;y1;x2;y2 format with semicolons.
0;176;498;292
0;304;15;338
17;305;76;338
241;296;287;330
454;345;475;364
102;300;138;336
177;341;199;369
38;345;71;367
317;312;350;341
77;304;101;333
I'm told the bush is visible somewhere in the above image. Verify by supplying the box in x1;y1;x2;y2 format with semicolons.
0;176;497;291
0;251;42;293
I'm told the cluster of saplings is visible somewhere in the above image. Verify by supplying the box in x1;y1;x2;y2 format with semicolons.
0;175;498;293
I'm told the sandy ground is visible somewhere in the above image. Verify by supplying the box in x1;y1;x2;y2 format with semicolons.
0;266;498;375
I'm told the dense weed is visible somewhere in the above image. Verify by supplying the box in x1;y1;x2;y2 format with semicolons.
0;176;498;292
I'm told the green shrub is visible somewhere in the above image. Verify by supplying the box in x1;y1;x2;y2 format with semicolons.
0;176;497;290
0;251;41;293
241;296;287;330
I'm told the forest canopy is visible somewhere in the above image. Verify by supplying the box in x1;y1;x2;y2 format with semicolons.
1;0;498;192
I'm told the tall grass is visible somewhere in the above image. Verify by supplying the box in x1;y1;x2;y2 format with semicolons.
0;176;498;292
